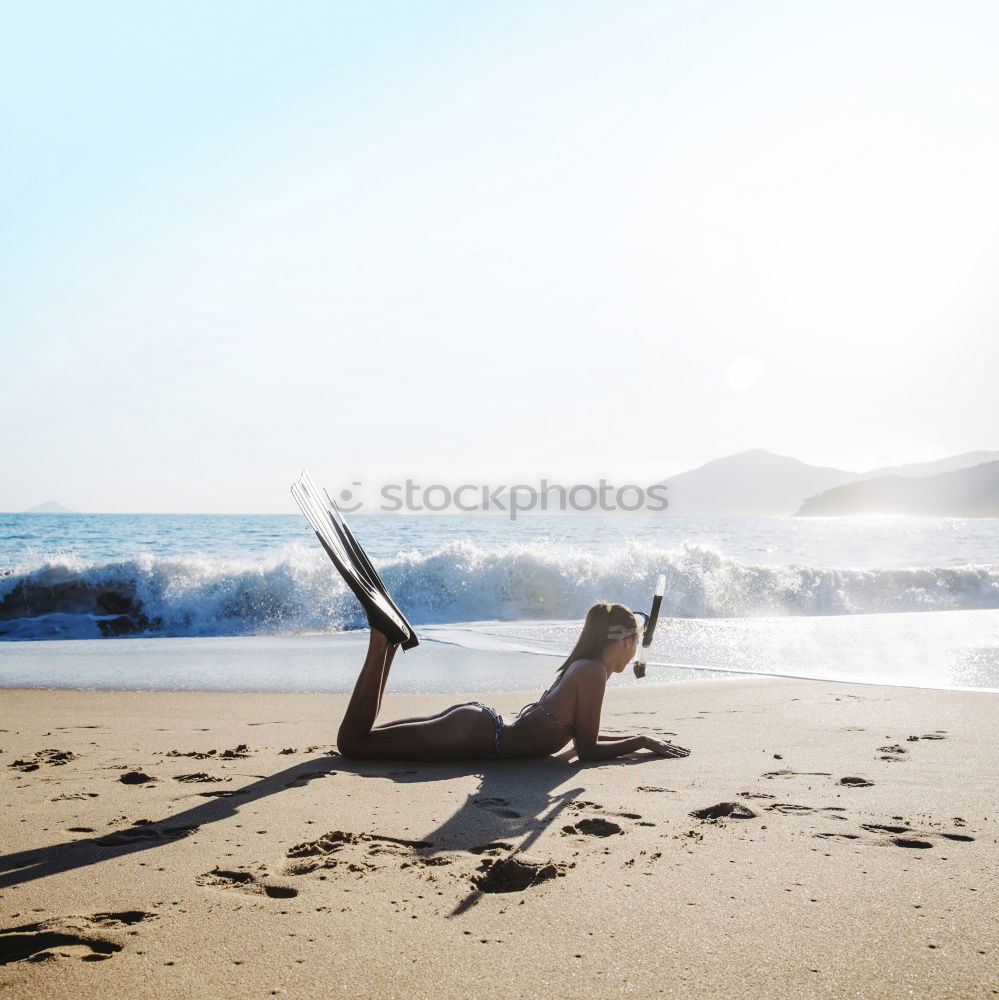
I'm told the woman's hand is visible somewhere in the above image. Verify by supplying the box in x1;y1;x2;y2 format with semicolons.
641;735;690;758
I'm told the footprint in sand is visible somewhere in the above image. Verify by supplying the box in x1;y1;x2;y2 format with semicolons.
7;749;79;772
473;797;521;819
0;927;119;965
196;868;298;899
561;817;623;838
119;771;155;785
766;803;848;818
467;841;514;855
283;830;434;877
884;828;973;849
690;802;757;821
471;857;568;893
0;911;156;966
815;821;975;850
173;773;228;784
94;824;198;848
765;803;815;815
838;776;874;787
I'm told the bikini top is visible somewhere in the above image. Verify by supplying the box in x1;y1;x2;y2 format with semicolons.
517;685;576;737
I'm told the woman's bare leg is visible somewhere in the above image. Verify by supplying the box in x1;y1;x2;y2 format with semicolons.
375;639;398;719
374;707;455;729
336;628;495;760
337;629;393;752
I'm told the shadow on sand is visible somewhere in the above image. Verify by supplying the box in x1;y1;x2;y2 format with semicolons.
0;752;661;913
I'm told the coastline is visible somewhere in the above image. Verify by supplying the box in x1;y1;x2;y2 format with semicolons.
0;631;742;694
2;678;995;998
4;610;998;694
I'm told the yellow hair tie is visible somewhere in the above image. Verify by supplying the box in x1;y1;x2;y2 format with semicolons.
605;603;612;613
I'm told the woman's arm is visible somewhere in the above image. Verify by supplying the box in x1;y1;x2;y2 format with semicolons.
571;665;646;760
569;661;691;761
585;733;689;759
578;734;650;760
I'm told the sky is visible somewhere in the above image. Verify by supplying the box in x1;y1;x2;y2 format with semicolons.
3;0;998;512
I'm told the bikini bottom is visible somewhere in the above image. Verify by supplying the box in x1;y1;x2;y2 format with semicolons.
457;701;505;759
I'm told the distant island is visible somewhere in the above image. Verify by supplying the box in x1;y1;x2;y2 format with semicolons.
485;447;999;516
654;447;999;517
24;501;76;514
796;461;999;517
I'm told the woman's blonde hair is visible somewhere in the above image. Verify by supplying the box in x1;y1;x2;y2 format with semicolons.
554;601;639;679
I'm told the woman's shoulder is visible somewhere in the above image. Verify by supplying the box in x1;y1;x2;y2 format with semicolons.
563;658;606;683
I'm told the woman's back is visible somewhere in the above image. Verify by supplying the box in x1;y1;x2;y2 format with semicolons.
498;659;603;758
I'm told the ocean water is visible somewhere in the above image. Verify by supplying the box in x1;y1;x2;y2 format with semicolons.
2;512;998;692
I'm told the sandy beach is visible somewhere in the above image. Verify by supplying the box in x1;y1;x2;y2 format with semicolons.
1;676;996;999
7;0;999;996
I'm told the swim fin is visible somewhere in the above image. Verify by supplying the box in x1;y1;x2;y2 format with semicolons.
291;471;419;650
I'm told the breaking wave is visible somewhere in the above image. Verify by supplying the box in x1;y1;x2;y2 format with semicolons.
2;540;998;640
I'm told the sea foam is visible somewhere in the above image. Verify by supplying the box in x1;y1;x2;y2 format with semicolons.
2;539;998;641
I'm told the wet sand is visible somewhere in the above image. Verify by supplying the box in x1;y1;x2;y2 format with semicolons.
1;678;996;998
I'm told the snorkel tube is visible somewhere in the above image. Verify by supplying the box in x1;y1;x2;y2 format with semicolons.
633;574;666;679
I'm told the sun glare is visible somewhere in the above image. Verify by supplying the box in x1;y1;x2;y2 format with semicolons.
726;354;764;392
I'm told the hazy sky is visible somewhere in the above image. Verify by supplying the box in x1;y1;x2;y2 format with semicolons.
4;0;997;512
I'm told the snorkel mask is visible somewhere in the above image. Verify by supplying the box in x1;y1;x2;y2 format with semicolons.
633;574;666;678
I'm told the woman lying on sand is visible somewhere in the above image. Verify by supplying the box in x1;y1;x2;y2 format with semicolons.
337;602;691;762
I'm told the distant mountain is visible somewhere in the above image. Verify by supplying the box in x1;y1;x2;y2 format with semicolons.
24;501;76;514
650;449;856;516
859;450;999;481
426;448;999;516
796;461;999;517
